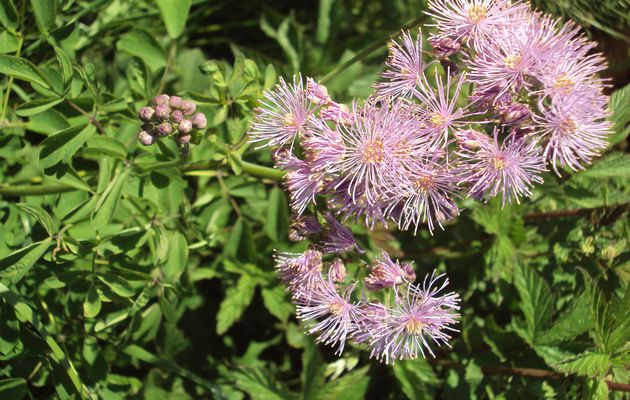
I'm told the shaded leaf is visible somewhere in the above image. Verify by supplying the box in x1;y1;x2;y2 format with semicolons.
0;55;51;88
216;274;257;334
39;124;96;169
156;0;192;38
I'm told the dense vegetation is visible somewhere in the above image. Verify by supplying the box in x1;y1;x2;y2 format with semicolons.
0;0;628;399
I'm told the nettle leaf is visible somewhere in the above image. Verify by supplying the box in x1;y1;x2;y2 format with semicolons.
393;359;439;400
553;352;610;378
39;124;97;169
261;285;292;323
117;30;166;72
265;186;289;242
155;0;192;39
538;292;593;345
0;238;52;283
216;274;257;334
609;82;630;146
16;203;58;237
0;55;51;88
573;152;630;180
513;262;553;344
317;366;370;400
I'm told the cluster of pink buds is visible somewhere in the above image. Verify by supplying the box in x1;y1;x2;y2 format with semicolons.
137;94;207;147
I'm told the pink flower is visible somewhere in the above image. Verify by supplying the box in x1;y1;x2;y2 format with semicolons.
376;30;425;98
365;251;416;291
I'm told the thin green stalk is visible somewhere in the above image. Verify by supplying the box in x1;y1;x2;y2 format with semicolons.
0;184;78;197
320;14;427;84
240;160;284;181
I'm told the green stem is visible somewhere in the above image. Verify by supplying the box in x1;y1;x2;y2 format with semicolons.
320;14;427;84
240;160;284;181
0;184;78;197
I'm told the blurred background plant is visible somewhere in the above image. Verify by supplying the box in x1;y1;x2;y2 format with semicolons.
0;0;628;399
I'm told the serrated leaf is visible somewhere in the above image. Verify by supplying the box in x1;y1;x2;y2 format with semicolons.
261;286;292;323
39;124;96;169
609;83;630;146
216;274;257;334
84;284;102;318
15;97;64;117
16;203;58;237
0;378;27;400
0;238;52;283
265;187;289;242
574;152;630;180
538;293;593;345
234;367;295;400
513;262;553;344
553;353;610;378
156;0;192;38
0;55;51;88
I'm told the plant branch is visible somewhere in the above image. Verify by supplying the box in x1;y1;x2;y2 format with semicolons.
523;204;628;223
66;99;106;135
320;14;427;84
433;360;630;392
0;183;78;197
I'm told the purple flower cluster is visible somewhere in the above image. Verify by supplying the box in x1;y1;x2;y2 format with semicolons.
249;1;611;235
137;94;207;147
276;245;460;362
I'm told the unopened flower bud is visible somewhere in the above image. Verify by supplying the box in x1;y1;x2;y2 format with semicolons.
155;104;171;121
152;94;170;106
288;215;322;241
401;262;416;282
181;101;196;115
138;130;157;146
454;129;490;150
157;122;173;136
138;106;155;122
498;103;531;126
169;96;183;109
178;119;193;134
171;110;184;123
178;134;191;144
191;112;207;129
306;78;330;105
429;36;461;57
328;258;347;283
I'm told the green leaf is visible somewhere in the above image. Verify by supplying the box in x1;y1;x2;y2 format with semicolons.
264;64;277;90
301;340;324;400
39;124;96;169
15;97;64;117
234;367;295;400
553;352;610;378
0;378;27;400
117;30;166;72
83;284;102;318
609;83;630;146
317;367;370;400
574;152;630;179
97;273;135;298
0;1;18;30
513;262;553;344
83;135;127;159
91;169;129;229
216;274;257;334
16;203;58;237
224;218;256;262
29;0;57;35
0;238;52;283
54;46;73;86
161;230;188;282
393;359;439;400
265;187;289;242
44;163;92;192
0;302;20;355
156;0;192;38
261;286;292;323
538;293;593;345
0;55;51;89
260;16;299;73
316;0;334;44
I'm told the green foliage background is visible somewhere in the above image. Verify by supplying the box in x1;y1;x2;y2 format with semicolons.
0;0;629;399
